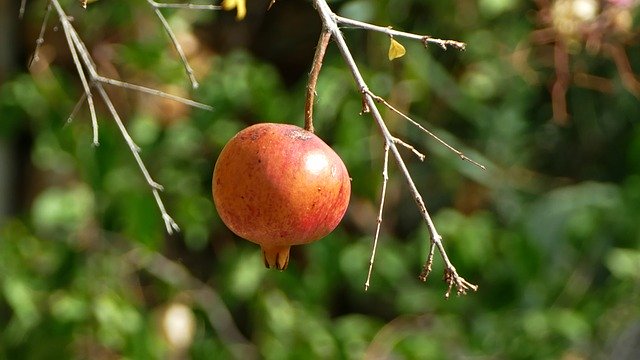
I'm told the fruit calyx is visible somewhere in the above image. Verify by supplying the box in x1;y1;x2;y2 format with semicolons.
261;245;291;270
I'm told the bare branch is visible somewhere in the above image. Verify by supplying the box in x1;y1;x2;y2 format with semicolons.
66;92;87;125
146;0;201;89
28;1;52;68
314;0;477;295
60;17;99;145
150;1;222;10
304;29;331;132
418;240;436;281
444;266;478;298
367;90;485;170
365;142;390;291
49;0;211;234
95;75;213;111
94;82;182;233
335;15;466;51
392;136;425;161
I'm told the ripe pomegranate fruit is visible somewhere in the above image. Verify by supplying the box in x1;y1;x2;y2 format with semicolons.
212;123;351;270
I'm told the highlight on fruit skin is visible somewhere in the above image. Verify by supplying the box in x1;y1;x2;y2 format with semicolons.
212;123;351;270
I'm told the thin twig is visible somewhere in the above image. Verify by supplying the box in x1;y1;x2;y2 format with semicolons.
28;1;52;69
95;75;213;111
66;92;88;125
367;90;485;170
304;29;331;132
19;0;27;19
418;241;436;281
314;0;477;296
392;137;425;161
61;17;99;145
335;15;466;51
150;1;222;10
50;0;204;234
146;0;200;89
94;82;181;233
365;142;390;291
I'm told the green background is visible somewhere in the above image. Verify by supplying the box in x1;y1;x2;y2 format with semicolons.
1;0;640;358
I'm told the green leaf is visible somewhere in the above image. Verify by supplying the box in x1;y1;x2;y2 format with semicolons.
606;248;640;279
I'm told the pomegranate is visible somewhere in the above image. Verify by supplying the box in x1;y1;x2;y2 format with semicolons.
212;123;351;270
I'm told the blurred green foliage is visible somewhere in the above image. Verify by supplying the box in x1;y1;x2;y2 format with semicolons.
1;0;640;359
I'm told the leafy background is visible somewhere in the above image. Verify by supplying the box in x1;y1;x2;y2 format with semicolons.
1;0;640;358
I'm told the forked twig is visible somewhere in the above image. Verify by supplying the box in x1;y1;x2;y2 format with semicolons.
61;17;99;145
44;0;213;234
314;0;479;296
146;0;220;89
95;75;212;111
367;89;485;170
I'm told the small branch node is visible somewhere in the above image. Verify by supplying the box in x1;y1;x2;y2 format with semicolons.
150;180;164;191
162;214;180;234
392;137;426;161
444;267;478;298
360;96;371;114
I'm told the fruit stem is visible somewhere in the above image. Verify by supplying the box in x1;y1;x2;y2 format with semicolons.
261;245;292;270
304;28;331;133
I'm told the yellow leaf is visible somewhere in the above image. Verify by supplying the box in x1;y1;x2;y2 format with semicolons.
222;0;247;20
388;38;406;61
